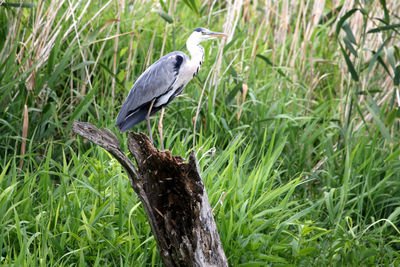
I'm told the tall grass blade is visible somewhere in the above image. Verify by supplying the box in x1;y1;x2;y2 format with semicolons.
339;42;359;81
66;87;97;131
181;0;199;15
367;24;400;34
0;2;36;8
335;9;359;39
367;37;391;79
365;99;393;142
155;10;173;23
19;105;29;169
379;0;390;23
394;65;400;86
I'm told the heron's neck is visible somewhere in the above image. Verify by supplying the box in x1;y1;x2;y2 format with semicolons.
186;41;204;69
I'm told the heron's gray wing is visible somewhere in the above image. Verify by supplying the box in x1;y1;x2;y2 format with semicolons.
116;51;187;132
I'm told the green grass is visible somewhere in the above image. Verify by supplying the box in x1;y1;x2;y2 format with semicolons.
1;0;400;265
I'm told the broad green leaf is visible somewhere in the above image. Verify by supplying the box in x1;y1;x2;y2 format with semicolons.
117;70;126;82
297;247;316;256
238;262;268;267
119;47;128;57
258;254;288;263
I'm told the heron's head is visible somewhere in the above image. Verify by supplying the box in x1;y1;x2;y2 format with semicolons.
187;27;227;45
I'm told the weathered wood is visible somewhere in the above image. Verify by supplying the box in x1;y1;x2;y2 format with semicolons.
72;121;228;267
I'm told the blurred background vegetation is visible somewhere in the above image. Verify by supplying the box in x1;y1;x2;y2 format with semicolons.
1;0;400;265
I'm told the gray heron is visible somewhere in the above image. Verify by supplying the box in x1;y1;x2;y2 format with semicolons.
115;27;227;149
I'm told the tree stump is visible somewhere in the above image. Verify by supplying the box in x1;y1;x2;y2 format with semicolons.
72;121;228;267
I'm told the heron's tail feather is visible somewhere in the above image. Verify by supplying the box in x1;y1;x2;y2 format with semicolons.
116;108;148;133
116;102;162;133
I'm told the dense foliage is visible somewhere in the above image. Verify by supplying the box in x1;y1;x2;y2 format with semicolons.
1;0;400;265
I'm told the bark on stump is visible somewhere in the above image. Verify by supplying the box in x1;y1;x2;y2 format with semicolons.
72;121;228;267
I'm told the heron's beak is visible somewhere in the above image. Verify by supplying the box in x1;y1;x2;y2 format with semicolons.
207;31;228;38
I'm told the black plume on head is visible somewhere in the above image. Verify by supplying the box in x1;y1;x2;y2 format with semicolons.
193;27;206;32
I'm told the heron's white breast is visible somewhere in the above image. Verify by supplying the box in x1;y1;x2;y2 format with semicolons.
180;59;202;82
154;52;203;107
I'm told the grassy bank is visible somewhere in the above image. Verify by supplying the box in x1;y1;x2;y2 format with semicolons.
1;0;400;265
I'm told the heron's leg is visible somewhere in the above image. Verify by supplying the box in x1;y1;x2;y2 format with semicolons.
158;106;165;150
146;99;156;144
